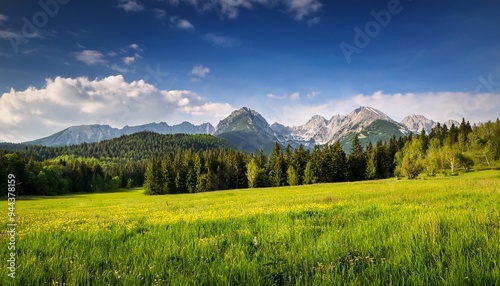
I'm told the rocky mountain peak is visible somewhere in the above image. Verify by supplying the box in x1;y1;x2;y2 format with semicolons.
214;107;272;135
400;115;435;134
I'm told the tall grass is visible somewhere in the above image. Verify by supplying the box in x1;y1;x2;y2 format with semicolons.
1;171;499;285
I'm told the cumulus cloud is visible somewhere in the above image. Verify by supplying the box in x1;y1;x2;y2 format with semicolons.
0;75;233;142
191;65;210;78
0;14;8;22
74;50;106;65
118;0;144;12
75;44;142;71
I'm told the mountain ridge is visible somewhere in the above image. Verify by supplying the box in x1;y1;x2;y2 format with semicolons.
14;106;462;152
26;121;215;146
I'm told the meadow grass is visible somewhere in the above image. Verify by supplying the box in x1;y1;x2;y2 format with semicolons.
1;170;500;285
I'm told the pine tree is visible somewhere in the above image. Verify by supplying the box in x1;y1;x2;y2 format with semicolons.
268;143;286;187
348;135;366;181
144;157;164;195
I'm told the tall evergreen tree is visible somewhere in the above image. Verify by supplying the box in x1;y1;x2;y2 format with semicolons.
268;143;287;187
348;135;366;181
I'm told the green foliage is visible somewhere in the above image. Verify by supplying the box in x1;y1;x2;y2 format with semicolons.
286;165;299;186
348;135;366;181
126;178;134;189
395;138;424;179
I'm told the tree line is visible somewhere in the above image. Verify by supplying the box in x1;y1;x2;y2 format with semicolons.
0;132;229;196
0;152;139;196
143;136;405;194
1;118;499;196
396;119;500;179
143;118;500;194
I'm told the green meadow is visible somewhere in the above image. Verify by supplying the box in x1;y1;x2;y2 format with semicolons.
2;170;500;285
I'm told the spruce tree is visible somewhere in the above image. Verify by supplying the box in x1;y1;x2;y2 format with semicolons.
348;135;366;181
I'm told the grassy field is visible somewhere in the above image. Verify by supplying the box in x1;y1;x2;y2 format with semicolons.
2;170;500;285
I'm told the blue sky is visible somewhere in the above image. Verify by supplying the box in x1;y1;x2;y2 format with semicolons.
1;0;500;142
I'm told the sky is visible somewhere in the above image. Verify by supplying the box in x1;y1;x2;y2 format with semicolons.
0;0;500;142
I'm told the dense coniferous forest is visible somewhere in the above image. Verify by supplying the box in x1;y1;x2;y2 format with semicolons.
0;132;231;161
1;119;499;196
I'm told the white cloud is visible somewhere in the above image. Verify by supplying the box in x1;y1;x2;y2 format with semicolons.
191;65;210;78
267;93;286;100
287;0;322;20
74;50;106;65
0;30;21;39
267;92;302;100
184;103;233;117
170;17;195;29
164;0;322;22
119;0;144;12
129;43;142;51
110;64;129;73
204;33;241;47
153;8;167;19
75;45;142;71
0;75;233;142
178;19;195;29
290;92;300;101
0;14;8;22
264;91;500;127
306;91;320;98
123;56;136;64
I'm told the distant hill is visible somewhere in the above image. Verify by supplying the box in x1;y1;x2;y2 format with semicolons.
25;122;215;147
2;132;232;161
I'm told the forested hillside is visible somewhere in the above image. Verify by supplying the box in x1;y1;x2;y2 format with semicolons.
0;133;233;195
1;119;499;196
0;132;231;161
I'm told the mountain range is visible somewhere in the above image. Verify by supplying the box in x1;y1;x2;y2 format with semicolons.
26;122;215;146
14;106;460;154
